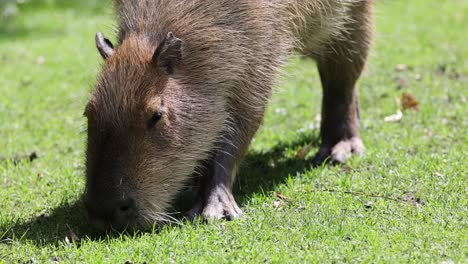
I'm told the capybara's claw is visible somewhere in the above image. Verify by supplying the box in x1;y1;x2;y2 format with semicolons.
188;185;242;221
313;137;364;165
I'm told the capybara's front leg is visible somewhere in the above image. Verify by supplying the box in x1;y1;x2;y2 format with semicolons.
187;113;264;220
186;147;243;220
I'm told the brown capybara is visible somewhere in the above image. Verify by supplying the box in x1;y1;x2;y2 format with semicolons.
84;0;373;231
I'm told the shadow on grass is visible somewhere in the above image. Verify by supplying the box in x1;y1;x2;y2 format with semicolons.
0;132;319;247
235;133;320;204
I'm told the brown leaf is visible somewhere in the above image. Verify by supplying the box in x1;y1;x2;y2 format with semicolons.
275;192;291;202
296;145;310;160
401;92;419;111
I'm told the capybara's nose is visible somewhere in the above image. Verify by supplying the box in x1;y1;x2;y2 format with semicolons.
108;197;136;230
87;197;136;231
115;197;136;219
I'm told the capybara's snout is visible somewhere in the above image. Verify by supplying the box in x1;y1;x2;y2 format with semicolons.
85;190;137;232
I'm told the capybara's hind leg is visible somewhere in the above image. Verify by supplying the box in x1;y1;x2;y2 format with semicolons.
312;2;373;165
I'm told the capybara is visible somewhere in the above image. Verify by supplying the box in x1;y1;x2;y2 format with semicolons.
84;0;373;231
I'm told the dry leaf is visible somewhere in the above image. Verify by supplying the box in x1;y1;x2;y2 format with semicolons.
275;192;291;202
401;92;419;111
384;110;403;123
273;200;284;208
434;172;443;178
395;64;408;72
36;56;46;65
296;145;310;160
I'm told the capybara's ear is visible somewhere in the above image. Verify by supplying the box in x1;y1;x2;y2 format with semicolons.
152;32;183;74
95;32;114;60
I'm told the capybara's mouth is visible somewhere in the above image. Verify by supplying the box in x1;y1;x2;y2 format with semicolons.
85;196;140;232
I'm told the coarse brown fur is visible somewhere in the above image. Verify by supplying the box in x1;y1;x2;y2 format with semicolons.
84;0;373;231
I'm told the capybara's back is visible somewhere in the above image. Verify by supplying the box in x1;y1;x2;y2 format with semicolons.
84;0;373;230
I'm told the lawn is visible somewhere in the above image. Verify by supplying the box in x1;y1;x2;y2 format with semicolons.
0;0;467;263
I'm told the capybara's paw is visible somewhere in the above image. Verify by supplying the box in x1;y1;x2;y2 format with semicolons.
312;137;364;165
187;185;242;221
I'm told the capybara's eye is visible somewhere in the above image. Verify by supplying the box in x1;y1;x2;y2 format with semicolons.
148;111;163;129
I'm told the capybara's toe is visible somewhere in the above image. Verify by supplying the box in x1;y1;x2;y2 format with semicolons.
201;186;242;221
313;137;365;165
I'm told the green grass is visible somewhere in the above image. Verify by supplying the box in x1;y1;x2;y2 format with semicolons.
1;0;467;263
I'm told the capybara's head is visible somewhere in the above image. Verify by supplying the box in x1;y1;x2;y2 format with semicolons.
84;32;223;231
